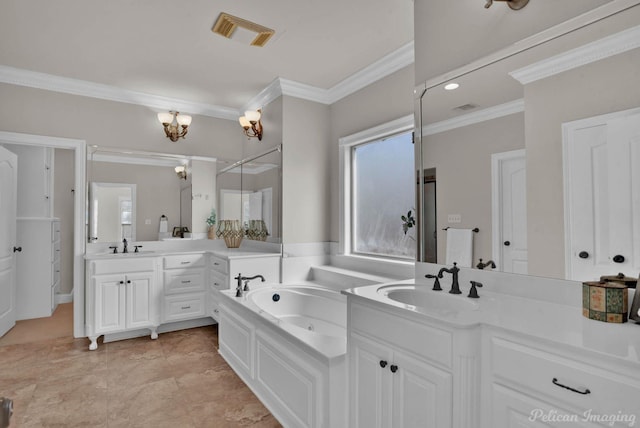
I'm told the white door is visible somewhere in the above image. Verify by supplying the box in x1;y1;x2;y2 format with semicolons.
126;272;154;329
492;150;528;273
94;275;126;334
0;146;18;337
563;109;640;281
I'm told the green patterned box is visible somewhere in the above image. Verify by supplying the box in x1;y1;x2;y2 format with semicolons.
582;281;628;323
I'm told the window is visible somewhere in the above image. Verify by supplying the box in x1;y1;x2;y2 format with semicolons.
340;116;416;260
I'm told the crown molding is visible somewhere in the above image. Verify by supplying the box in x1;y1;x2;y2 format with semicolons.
340;114;414;147
327;41;415;104
245;41;415;109
0;65;239;120
422;99;524;137
510;24;640;84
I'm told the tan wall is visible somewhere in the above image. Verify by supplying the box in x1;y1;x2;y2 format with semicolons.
282;96;332;244
525;47;640;278
53;148;75;294
329;65;415;242
423;113;525;264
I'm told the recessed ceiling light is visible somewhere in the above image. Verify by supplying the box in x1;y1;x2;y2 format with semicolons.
444;83;459;91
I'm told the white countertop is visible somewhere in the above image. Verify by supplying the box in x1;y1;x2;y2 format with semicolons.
84;248;281;261
343;280;640;366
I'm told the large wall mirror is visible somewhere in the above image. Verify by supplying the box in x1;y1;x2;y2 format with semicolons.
87;147;216;243
416;6;640;282
216;145;282;243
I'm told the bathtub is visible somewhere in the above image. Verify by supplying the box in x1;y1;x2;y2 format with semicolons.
218;284;348;427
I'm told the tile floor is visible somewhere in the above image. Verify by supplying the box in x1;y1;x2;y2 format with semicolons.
1;325;281;427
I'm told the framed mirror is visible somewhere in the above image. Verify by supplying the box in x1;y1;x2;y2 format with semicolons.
416;7;640;281
87;147;216;243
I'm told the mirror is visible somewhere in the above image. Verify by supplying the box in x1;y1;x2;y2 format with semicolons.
87;147;216;243
89;182;136;242
216;145;282;243
417;13;640;281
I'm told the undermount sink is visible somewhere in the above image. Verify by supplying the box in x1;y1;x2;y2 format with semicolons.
377;284;480;312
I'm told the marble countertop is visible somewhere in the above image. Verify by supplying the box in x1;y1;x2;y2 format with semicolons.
343;280;640;366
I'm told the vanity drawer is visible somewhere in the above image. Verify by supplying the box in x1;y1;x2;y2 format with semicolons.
350;302;453;368
210;269;228;291
163;253;205;269
210;255;228;274
490;336;640;415
52;260;60;286
163;293;206;322
51;221;60;242
164;269;205;294
51;239;61;262
91;258;155;275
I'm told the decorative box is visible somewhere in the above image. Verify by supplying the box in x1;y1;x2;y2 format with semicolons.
582;281;628;323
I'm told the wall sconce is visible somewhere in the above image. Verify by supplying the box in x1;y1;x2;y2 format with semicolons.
158;111;192;142
484;0;529;9
239;109;263;141
175;165;187;180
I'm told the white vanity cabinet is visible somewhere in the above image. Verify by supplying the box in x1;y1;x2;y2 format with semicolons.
161;253;206;323
15;218;60;320
483;330;640;427
86;257;159;350
348;300;460;428
208;253;280;320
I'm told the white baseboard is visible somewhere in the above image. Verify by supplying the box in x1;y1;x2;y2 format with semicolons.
55;289;74;304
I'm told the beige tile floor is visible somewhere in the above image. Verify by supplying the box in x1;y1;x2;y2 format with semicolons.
1;313;281;427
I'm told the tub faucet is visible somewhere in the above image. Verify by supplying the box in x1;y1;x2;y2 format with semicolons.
122;238;128;253
234;273;266;297
476;258;496;270
438;262;461;294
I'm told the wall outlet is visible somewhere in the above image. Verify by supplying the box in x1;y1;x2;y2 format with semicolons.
447;214;462;223
145;219;151;225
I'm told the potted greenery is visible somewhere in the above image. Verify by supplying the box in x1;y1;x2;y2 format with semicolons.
401;209;416;240
206;209;217;239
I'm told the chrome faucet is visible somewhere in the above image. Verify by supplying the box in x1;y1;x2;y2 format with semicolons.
234;273;266;297
122;238;128;253
438;262;461;294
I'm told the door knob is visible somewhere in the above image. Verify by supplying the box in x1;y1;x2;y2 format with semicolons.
379;360;388;368
503;241;511;246
390;364;398;373
13;246;22;253
578;251;589;259
613;255;625;263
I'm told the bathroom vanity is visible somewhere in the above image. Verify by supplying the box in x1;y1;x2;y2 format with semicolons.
84;249;280;350
343;266;640;428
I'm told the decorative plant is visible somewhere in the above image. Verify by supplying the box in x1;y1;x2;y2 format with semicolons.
206;209;217;227
401;209;416;238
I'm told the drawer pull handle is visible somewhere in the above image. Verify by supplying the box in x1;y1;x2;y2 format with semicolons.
390;364;398;373
214;282;220;286
379;360;388;368
181;305;191;310
213;309;219;314
214;262;220;266
181;280;191;284
180;261;190;264
552;378;590;395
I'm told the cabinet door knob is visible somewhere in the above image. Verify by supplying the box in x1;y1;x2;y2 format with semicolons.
13;246;22;253
390;364;398;373
126;280;131;284
503;241;511;246
613;254;625;263
578;251;589;259
119;281;124;284
379;360;388;368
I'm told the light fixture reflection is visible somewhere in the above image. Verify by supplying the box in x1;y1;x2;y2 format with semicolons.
239;109;263;141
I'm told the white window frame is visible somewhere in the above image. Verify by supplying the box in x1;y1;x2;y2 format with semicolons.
338;114;415;258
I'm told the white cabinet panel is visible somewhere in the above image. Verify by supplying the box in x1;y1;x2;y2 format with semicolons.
163;293;206;322
94;275;125;334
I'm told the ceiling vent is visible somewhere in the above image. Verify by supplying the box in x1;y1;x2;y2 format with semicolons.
453;103;479;112
212;13;275;47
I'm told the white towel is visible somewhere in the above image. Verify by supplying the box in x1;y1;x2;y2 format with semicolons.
159;216;168;233
445;228;474;267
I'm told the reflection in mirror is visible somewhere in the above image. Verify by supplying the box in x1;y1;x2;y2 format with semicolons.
87;147;216;243
417;15;640;281
89;182;136;243
217;145;282;243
